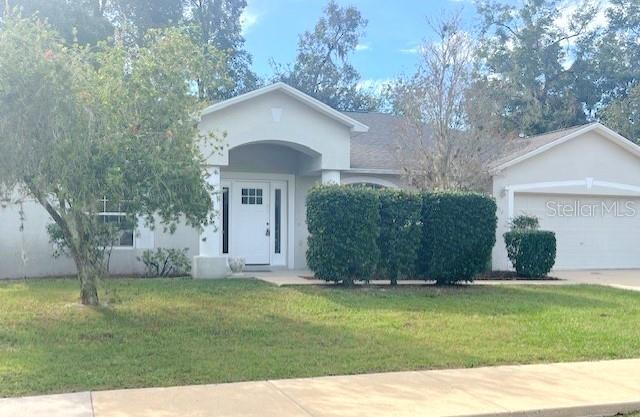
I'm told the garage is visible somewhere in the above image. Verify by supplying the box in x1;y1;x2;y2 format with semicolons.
491;123;640;271
513;193;640;269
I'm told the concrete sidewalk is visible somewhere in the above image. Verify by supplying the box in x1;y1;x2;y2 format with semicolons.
2;359;640;417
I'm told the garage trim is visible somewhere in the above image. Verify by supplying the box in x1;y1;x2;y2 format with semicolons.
505;179;640;218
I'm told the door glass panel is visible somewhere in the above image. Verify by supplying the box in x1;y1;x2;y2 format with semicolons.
275;189;281;254
223;187;229;254
241;188;263;205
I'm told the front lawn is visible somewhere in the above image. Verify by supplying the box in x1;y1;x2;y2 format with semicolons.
1;278;640;397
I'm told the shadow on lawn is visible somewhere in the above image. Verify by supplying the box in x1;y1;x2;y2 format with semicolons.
14;308;470;392
5;277;625;318
291;283;620;315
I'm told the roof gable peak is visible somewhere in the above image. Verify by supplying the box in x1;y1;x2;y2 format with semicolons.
200;82;369;133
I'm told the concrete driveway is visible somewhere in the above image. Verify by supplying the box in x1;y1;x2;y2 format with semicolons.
554;269;640;291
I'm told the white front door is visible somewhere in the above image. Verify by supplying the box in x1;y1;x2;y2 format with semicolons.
231;182;271;264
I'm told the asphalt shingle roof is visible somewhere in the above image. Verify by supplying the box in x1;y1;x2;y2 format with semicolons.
342;111;409;171
343;111;594;174
488;123;597;171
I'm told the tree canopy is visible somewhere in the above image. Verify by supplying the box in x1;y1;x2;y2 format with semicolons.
388;14;507;191
0;15;219;304
184;0;259;100
1;0;258;100
272;1;380;112
475;0;596;136
1;0;113;44
473;0;640;139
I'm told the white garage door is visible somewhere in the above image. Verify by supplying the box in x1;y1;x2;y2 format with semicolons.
514;193;640;269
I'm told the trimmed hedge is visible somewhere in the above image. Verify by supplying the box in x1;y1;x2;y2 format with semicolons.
306;185;380;285
504;230;556;278
306;186;498;286
418;192;497;284
377;189;422;285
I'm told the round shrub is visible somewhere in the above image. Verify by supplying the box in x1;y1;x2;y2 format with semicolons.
377;189;422;285
306;185;380;285
418;192;497;284
504;230;556;278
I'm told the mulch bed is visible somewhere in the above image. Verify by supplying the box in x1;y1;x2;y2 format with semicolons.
474;271;560;281
301;271;562;282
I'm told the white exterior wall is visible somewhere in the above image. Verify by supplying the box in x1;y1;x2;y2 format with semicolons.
0;200;76;278
492;130;640;270
0;199;199;279
226;143;306;174
294;176;317;269
199;90;353;171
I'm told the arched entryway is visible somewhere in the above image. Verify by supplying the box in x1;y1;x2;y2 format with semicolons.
220;141;320;268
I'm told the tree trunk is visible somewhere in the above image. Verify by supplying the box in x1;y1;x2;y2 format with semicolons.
27;183;101;306
78;260;99;306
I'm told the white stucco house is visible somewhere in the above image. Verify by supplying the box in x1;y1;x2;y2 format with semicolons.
1;82;640;279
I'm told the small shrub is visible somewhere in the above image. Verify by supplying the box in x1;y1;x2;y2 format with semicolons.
377;189;422;285
306;185;380;285
510;214;539;231
504;230;556;278
418;192;497;284
137;248;191;277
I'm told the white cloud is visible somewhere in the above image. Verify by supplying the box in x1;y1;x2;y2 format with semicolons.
554;0;611;69
357;78;393;95
555;0;610;38
399;47;418;54
399;45;423;55
240;9;260;35
355;43;371;52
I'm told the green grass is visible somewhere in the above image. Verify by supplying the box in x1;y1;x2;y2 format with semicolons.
1;278;640;397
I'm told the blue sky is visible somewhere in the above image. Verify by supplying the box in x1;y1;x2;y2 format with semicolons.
240;0;604;90
244;0;496;88
241;0;484;89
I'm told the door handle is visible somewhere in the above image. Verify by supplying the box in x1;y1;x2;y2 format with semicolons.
266;222;270;236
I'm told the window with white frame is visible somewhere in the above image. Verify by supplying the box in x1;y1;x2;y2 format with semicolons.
97;198;134;247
